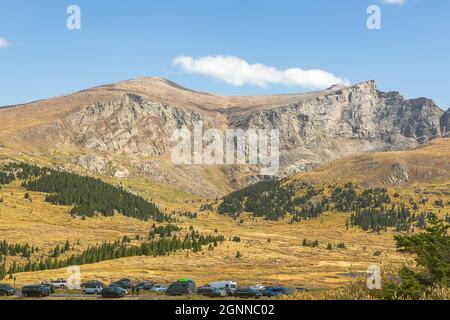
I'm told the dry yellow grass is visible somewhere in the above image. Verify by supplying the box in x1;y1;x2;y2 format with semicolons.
4;181;442;289
288;138;450;187
0;140;448;294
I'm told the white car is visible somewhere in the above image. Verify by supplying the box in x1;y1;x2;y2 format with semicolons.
48;279;67;289
82;285;103;295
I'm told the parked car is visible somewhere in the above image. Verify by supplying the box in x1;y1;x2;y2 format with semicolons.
111;279;133;290
135;282;154;291
235;287;262;299
82;285;103;295
82;280;105;288
0;284;16;296
166;279;197;296
40;283;55;294
100;286;127;298
150;284;168;293
200;281;237;296
48;279;67;289
22;285;52;297
249;284;265;291
198;281;237;296
197;286;228;298
261;286;293;297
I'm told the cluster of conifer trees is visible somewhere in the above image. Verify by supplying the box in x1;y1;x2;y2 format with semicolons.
0;240;38;280
51;240;71;258
218;180;331;222
0;264;6;280
179;211;198;219
199;203;214;211
332;185;391;212
0;171;14;185
0;162;170;222
4;163;45;179
149;224;182;239
2;232;225;279
218;180;446;231
350;206;432;232
289;201;329;223
289;188;329;222
22;169;170;222
331;185;432;232
0;240;37;259
302;239;319;247
0;163;44;185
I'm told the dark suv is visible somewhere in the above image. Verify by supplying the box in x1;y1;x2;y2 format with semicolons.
166;279;196;296
235;287;262;299
0;284;16;296
100;286;127;298
135;281;154;291
261;286;293;297
22;285;52;297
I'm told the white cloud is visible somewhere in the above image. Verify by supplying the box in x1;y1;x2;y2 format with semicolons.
0;37;9;48
173;55;350;91
382;0;406;5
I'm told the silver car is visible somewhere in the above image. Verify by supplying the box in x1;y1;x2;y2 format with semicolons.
150;284;168;293
82;285;103;295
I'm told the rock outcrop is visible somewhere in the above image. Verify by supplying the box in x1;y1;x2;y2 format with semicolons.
64;93;225;157
0;77;447;195
60;80;446;180
441;108;450;137
229;80;444;175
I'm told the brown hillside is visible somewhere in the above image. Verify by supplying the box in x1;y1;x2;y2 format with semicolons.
288;138;450;187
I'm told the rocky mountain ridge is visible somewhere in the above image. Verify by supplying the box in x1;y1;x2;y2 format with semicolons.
0;77;447;196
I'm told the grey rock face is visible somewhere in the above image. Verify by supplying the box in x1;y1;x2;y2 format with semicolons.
230;80;444;175
74;154;109;173
61;80;446;183
441;108;450;137
64;93;225;157
384;162;410;185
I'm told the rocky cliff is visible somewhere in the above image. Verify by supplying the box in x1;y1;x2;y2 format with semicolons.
0;78;447;196
229;80;444;174
441;108;450;137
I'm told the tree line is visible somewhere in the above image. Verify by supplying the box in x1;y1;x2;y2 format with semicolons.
1;162;170;222
3;232;225;279
149;224;182;239
0;171;14;185
21;167;170;222
0;162;44;185
218;180;332;222
218;180;447;232
333;185;433;232
0;240;38;259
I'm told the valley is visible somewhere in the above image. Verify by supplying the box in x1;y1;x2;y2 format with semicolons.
0;143;448;294
0;78;449;299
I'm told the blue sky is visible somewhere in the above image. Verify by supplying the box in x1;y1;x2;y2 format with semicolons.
0;0;449;109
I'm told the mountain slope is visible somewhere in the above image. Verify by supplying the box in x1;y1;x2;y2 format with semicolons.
287;138;450;187
0;77;447;196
